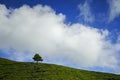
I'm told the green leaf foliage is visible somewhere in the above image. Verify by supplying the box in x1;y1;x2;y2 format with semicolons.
33;53;43;63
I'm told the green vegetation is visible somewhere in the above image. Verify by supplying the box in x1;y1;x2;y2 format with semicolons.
33;53;43;63
0;57;120;80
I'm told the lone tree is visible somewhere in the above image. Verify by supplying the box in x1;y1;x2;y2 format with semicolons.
33;53;43;63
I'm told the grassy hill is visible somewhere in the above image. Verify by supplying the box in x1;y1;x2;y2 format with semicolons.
0;57;120;80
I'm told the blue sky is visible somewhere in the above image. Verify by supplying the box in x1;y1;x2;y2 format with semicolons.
0;0;120;74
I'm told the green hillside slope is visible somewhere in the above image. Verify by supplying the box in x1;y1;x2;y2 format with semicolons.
0;57;120;80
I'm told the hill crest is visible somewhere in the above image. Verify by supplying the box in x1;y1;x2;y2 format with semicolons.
0;57;120;80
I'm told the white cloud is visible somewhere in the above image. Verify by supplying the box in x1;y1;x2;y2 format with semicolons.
0;4;120;72
78;1;94;23
108;0;120;22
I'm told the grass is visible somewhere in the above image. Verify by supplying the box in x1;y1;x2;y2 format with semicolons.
0;57;120;80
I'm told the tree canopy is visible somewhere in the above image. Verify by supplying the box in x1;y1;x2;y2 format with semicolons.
33;53;43;63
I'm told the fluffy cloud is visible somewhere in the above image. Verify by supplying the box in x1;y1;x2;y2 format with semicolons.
78;1;94;23
0;4;120;72
108;0;120;22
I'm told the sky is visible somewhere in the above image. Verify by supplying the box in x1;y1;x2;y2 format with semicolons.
0;0;120;74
